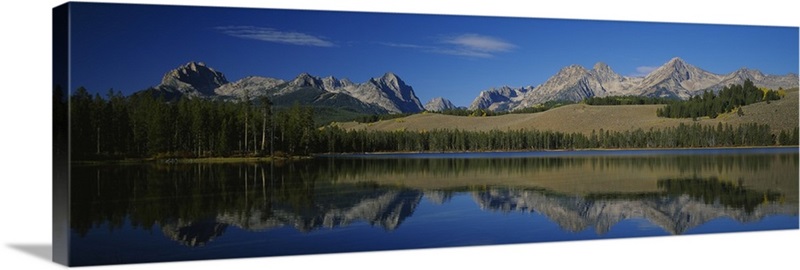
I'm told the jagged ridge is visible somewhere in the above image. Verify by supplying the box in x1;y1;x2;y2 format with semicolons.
424;97;457;112
157;62;229;97
471;57;798;111
147;62;425;114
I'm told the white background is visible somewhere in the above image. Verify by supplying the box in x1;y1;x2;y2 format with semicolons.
0;0;798;269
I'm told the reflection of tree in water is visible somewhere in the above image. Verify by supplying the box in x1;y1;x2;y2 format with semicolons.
70;152;796;246
657;177;782;214
322;153;784;180
71;162;422;246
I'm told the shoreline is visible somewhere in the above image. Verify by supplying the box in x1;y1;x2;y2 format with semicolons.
71;156;312;165
314;145;799;159
71;145;799;164
316;145;799;156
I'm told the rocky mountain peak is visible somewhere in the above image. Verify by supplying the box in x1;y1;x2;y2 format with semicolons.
424;97;457;112
494;86;523;96
592;62;610;71
290;72;322;88
159;61;229;96
214;76;285;98
374;72;405;89
667;56;686;65
321;76;340;91
469;85;531;111
658;57;689;72
637;57;722;98
382;72;399;80
712;67;793;91
734;68;766;78
186;61;205;71
562;64;589;74
548;65;591;84
296;72;314;80
359;72;423;113
368;73;406;95
591;62;622;81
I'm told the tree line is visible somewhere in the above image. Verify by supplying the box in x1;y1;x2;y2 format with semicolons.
70;87;316;159
354;112;413;123
656;79;783;119
69;85;797;160
318;122;792;153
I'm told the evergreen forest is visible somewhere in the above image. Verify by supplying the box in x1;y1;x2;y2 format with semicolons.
60;79;798;161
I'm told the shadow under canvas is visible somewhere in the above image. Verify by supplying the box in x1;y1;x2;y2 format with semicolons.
8;244;52;262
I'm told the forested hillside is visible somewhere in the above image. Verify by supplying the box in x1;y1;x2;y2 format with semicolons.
657;79;784;119
68;86;315;159
64;79;799;160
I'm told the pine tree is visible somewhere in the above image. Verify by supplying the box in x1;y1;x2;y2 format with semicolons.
259;96;273;154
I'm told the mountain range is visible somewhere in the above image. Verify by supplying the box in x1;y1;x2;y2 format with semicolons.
471;57;798;111
140;58;797;115
146;62;425;114
473;188;796;235
158;186;797;247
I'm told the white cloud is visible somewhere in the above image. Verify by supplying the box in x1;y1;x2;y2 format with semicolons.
428;48;494;58
631;66;658;77
216;26;334;47
380;33;516;58
378;42;427;49
441;34;516;53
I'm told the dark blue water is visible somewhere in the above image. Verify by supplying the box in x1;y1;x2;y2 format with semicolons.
69;148;799;266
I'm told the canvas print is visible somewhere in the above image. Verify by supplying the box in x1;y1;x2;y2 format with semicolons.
53;2;799;267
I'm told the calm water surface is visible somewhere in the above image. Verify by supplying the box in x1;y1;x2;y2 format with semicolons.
69;148;799;266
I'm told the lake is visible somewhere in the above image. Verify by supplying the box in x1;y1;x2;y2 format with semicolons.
69;148;799;266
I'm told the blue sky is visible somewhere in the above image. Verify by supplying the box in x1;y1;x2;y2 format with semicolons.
69;2;799;107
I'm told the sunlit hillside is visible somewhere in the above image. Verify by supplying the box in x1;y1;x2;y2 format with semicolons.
335;91;799;135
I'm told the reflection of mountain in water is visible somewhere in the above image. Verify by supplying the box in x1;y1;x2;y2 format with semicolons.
424;190;455;205
217;190;422;232
70;151;797;247
474;178;796;235
158;189;422;246
160;218;228;247
156;178;795;246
